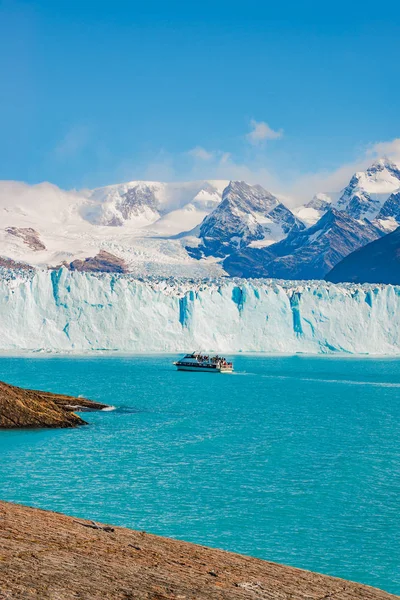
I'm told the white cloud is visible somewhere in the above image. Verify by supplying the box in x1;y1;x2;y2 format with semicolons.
6;134;400;211
125;141;372;208
0;180;88;223
246;120;283;145
187;146;214;161
54;125;91;160
219;152;231;164
168;136;400;206
288;138;400;204
366;138;400;163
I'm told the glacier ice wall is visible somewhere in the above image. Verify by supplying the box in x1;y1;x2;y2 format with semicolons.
1;268;400;354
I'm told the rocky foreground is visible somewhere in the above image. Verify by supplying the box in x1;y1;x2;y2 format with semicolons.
0;502;396;600
0;380;109;428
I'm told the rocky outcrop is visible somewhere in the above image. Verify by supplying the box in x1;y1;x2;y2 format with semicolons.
0;501;395;600
117;183;160;221
0;255;33;270
6;227;46;251
0;381;109;428
68;250;128;273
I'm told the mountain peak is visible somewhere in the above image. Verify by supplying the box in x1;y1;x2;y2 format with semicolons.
222;181;279;212
369;156;398;169
305;193;332;211
368;156;400;174
347;156;400;188
335;157;400;221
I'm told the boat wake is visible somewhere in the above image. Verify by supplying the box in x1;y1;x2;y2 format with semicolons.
262;375;400;387
229;371;255;376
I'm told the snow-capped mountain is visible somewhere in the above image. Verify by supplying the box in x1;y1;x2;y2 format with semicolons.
84;182;162;226
187;181;304;258
0;180;229;278
336;158;400;221
0;157;400;282
294;193;336;226
295;158;400;230
224;208;383;280
374;190;400;231
219;159;400;280
83;180;227;230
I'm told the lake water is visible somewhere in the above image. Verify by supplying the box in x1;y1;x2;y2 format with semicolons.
0;355;399;594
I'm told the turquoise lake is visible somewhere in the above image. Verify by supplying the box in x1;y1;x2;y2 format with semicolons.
0;355;399;594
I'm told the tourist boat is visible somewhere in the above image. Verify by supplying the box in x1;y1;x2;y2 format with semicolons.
174;353;234;373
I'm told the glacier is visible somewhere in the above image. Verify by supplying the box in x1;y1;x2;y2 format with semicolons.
1;268;400;354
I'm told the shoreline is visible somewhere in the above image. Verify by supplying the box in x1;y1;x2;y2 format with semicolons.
0;501;396;600
0;380;110;429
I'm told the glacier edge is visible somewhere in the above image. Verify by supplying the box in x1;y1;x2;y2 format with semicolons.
1;268;400;354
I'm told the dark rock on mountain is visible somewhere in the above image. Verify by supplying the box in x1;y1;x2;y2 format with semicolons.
117;184;159;221
375;190;400;223
188;181;304;258
0;501;396;600
68;250;127;273
337;184;380;221
305;193;332;212
6;227;46;251
193;181;276;257
84;183;162;226
221;180;280;213
0;256;33;270
224;208;383;280
326;225;400;285
268;202;305;234
0;380;109;428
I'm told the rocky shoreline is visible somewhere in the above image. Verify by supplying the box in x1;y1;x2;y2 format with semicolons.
0;501;396;600
0;380;109;428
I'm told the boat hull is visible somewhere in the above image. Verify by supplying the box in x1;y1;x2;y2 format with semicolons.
176;365;233;373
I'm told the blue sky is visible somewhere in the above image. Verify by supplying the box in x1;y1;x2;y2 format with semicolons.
1;0;400;198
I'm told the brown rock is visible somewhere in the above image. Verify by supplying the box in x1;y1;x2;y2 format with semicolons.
0;502;396;600
69;250;127;273
0;256;33;270
0;381;109;429
5;227;46;251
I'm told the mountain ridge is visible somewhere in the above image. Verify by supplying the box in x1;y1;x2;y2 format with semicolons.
224;208;383;279
187;180;304;259
0;158;399;281
326;224;400;285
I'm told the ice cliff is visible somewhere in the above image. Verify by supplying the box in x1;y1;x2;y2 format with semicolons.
1;268;400;354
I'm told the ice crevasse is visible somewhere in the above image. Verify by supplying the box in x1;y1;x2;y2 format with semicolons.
0;267;400;354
